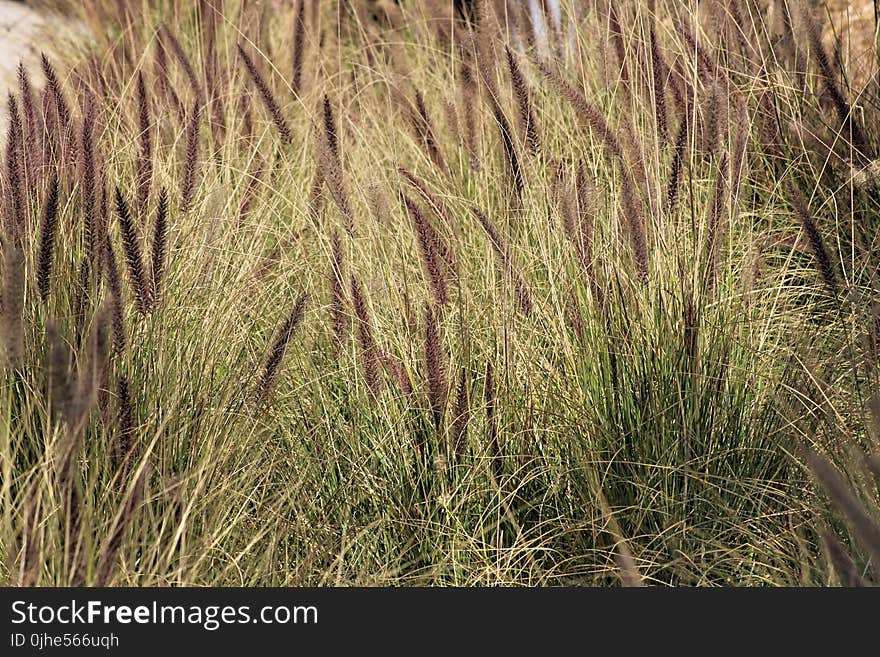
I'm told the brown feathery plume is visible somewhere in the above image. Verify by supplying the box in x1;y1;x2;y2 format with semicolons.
488;93;525;200
485;359;501;480
442;97;461;155
316;98;341;221
161;24;203;99
789;186;839;297
452;366;470;464
705;153;728;291
103;239;127;354
117;376;135;472
424;303;447;430
807;451;880;572
291;0;307;97
819;529;868;587
382;351;414;396
94;459;148;586
150;189;168;308
460;60;481;173
36;176;61;304
565;286;586;343
180;101;201;214
41;54;77;177
472;207;533;315
135;71;153;213
398;167;459;279
403;195;449;306
4;94;25;243
256;293;308;401
505;46;540;155
114;188;152;314
554;162;576;239
397;168;452;227
649;27;668;144
700;78;725;155
318;131;356;237
2;244;25;368
40;53;71;133
408;89;446;173
682;284;699;370
666;107;690;217
153;27;185;123
238;43;293;144
17;63;38;192
80;100;99;270
322;95;339;161
351;274;382;398
329;231;348;354
799;6;869;160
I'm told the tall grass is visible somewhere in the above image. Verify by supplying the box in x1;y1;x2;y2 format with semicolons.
1;0;879;586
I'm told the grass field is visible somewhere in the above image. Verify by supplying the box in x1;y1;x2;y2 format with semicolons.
1;0;879;586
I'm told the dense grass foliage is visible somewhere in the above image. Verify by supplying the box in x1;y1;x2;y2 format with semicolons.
1;0;879;585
